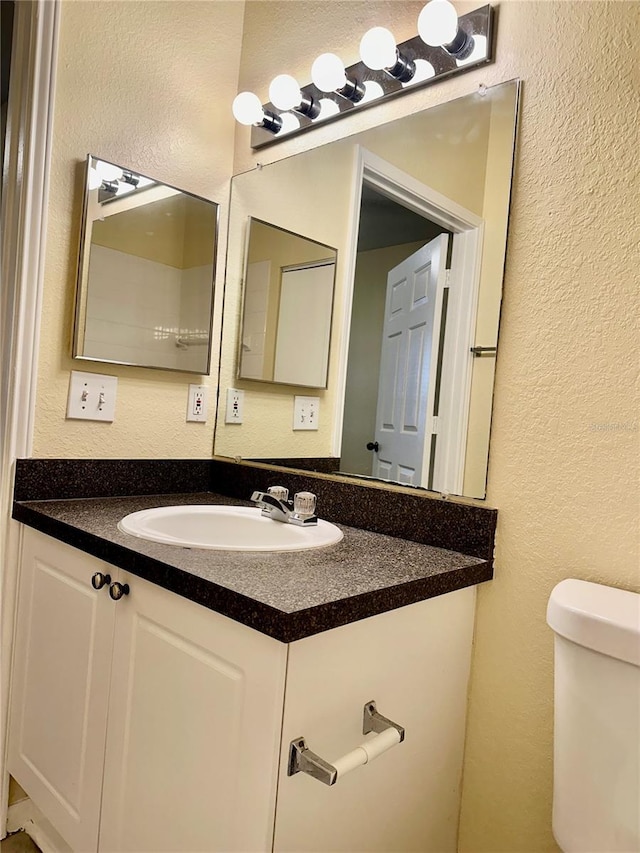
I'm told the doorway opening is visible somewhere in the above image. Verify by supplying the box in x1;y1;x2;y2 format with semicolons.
340;185;452;487
334;148;484;495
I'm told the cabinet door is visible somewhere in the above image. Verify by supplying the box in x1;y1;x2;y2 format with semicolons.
274;588;476;853
99;571;288;853
8;529;116;853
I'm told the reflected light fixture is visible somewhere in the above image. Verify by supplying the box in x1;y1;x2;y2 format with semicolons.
233;3;494;149
92;159;156;203
311;53;365;102
359;27;415;83
121;170;140;187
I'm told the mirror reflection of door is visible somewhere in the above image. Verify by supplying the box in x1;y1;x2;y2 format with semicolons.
373;235;449;487
340;185;452;485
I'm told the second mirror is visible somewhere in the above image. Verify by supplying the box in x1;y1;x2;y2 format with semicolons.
239;218;337;388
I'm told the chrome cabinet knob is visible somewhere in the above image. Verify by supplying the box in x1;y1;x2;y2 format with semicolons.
91;572;111;590
109;581;130;601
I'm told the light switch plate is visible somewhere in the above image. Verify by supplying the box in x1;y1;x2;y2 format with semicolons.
293;396;319;430
66;371;117;422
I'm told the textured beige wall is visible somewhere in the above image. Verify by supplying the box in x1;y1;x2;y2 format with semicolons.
91;195;216;269
233;2;640;851
216;141;352;459
32;0;244;457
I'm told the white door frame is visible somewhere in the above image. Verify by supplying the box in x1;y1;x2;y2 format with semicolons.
333;146;484;495
0;0;59;834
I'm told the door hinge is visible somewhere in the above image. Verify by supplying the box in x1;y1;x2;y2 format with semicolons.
444;269;451;289
431;416;439;434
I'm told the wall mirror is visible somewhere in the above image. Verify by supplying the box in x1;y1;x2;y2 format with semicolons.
215;80;520;499
239;218;337;388
72;155;219;374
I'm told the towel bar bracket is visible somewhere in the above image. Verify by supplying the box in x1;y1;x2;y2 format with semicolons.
470;346;497;357
363;700;405;741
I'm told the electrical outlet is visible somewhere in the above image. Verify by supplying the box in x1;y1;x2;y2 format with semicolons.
293;396;319;430
225;388;244;424
187;384;208;422
66;371;117;422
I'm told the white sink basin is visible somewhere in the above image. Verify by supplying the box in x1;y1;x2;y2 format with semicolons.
117;505;343;552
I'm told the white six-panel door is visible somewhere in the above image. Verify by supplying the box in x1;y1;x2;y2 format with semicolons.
373;235;448;486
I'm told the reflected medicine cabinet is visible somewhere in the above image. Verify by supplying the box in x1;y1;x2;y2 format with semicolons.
239;218;337;389
72;155;220;375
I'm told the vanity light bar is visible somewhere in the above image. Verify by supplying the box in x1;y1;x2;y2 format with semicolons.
240;4;493;150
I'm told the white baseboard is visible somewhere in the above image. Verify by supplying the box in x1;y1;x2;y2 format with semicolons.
6;799;71;853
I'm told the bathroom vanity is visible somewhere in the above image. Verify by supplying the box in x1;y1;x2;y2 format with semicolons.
9;460;496;853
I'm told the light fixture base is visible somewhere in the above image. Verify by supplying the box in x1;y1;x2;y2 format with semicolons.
250;4;493;149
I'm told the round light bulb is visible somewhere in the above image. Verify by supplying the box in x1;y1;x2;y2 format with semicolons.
115;182;136;197
279;112;301;133
407;58;436;85
361;81;385;103
417;0;459;47
359;27;398;71
311;53;347;93
269;74;302;111
317;98;340;120
88;167;101;190
232;91;264;126
95;160;123;182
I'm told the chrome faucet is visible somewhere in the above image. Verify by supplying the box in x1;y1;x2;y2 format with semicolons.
251;487;318;526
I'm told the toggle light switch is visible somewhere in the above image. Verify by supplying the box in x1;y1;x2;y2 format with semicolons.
293;396;320;430
66;371;117;422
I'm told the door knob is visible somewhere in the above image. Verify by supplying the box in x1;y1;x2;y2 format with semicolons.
109;581;130;601
91;572;111;590
366;441;379;452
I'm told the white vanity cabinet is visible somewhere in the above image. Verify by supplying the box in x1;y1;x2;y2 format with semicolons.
9;527;477;853
9;529;288;853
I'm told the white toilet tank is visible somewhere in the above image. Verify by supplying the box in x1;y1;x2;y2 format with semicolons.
547;579;640;852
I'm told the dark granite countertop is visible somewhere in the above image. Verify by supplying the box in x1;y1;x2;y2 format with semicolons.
13;491;492;643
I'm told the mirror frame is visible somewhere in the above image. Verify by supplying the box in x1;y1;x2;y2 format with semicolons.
236;216;338;389
72;154;220;375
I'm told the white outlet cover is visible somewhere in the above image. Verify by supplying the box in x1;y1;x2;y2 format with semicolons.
66;371;117;422
225;388;244;424
187;384;208;423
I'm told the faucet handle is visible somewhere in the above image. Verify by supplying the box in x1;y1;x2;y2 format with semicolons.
294;491;317;518
267;485;289;501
